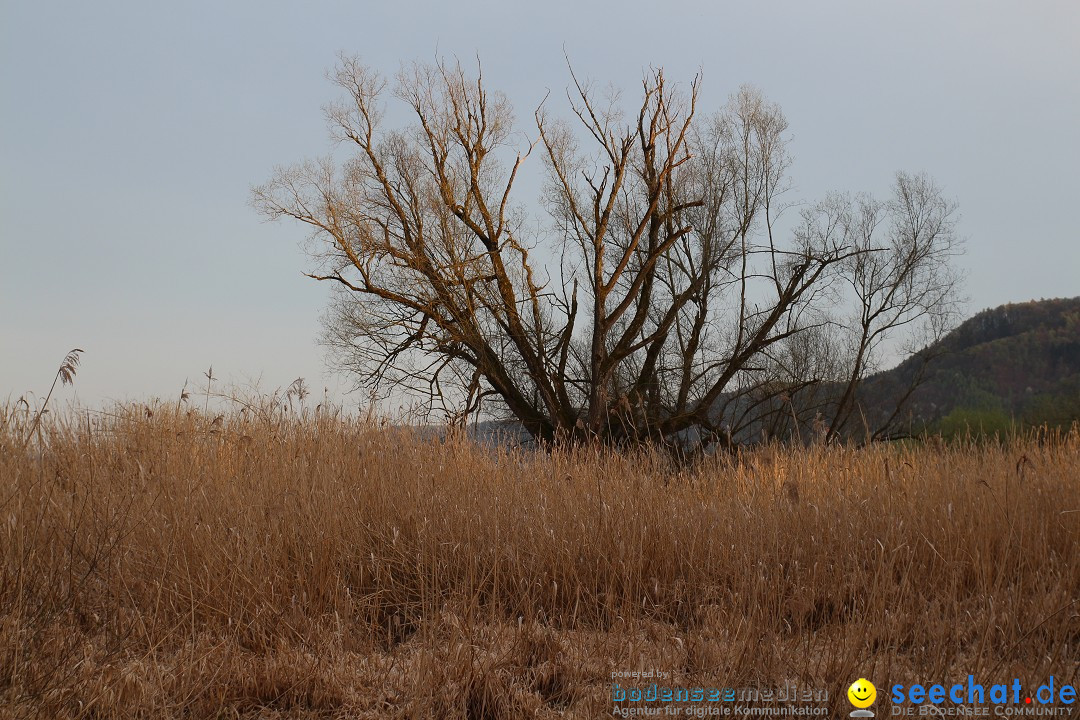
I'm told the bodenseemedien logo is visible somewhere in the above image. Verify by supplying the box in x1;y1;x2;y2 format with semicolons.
848;678;877;717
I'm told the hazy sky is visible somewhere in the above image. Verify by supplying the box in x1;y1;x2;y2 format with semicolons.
2;0;1078;409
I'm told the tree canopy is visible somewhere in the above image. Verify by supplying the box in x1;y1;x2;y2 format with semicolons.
253;56;963;450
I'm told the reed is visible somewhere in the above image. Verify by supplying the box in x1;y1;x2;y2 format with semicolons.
1;402;1077;718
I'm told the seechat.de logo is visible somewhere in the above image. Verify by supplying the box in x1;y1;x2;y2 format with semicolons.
848;678;877;717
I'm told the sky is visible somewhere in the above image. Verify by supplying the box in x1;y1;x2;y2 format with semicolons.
2;0;1078;409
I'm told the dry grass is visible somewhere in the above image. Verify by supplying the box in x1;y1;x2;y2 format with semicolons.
1;402;1078;718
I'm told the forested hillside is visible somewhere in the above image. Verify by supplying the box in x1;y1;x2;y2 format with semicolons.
861;297;1080;436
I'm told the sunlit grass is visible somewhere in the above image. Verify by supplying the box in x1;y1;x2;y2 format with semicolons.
1;402;1077;718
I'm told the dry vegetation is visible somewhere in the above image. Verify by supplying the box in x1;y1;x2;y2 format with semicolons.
1;401;1078;718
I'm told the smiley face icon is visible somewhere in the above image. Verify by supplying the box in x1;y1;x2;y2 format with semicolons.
848;678;876;709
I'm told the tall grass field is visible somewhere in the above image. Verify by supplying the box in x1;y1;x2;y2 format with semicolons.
2;403;1077;718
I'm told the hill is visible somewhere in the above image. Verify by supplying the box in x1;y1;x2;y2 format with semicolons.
459;298;1080;446
860;296;1080;436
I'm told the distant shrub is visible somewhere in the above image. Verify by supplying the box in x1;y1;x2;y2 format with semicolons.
938;406;1014;441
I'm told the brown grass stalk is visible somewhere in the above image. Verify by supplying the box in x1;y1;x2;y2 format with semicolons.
1;404;1077;718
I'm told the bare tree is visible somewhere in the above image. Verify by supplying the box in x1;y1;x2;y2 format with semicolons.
253;56;961;450
814;174;963;442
